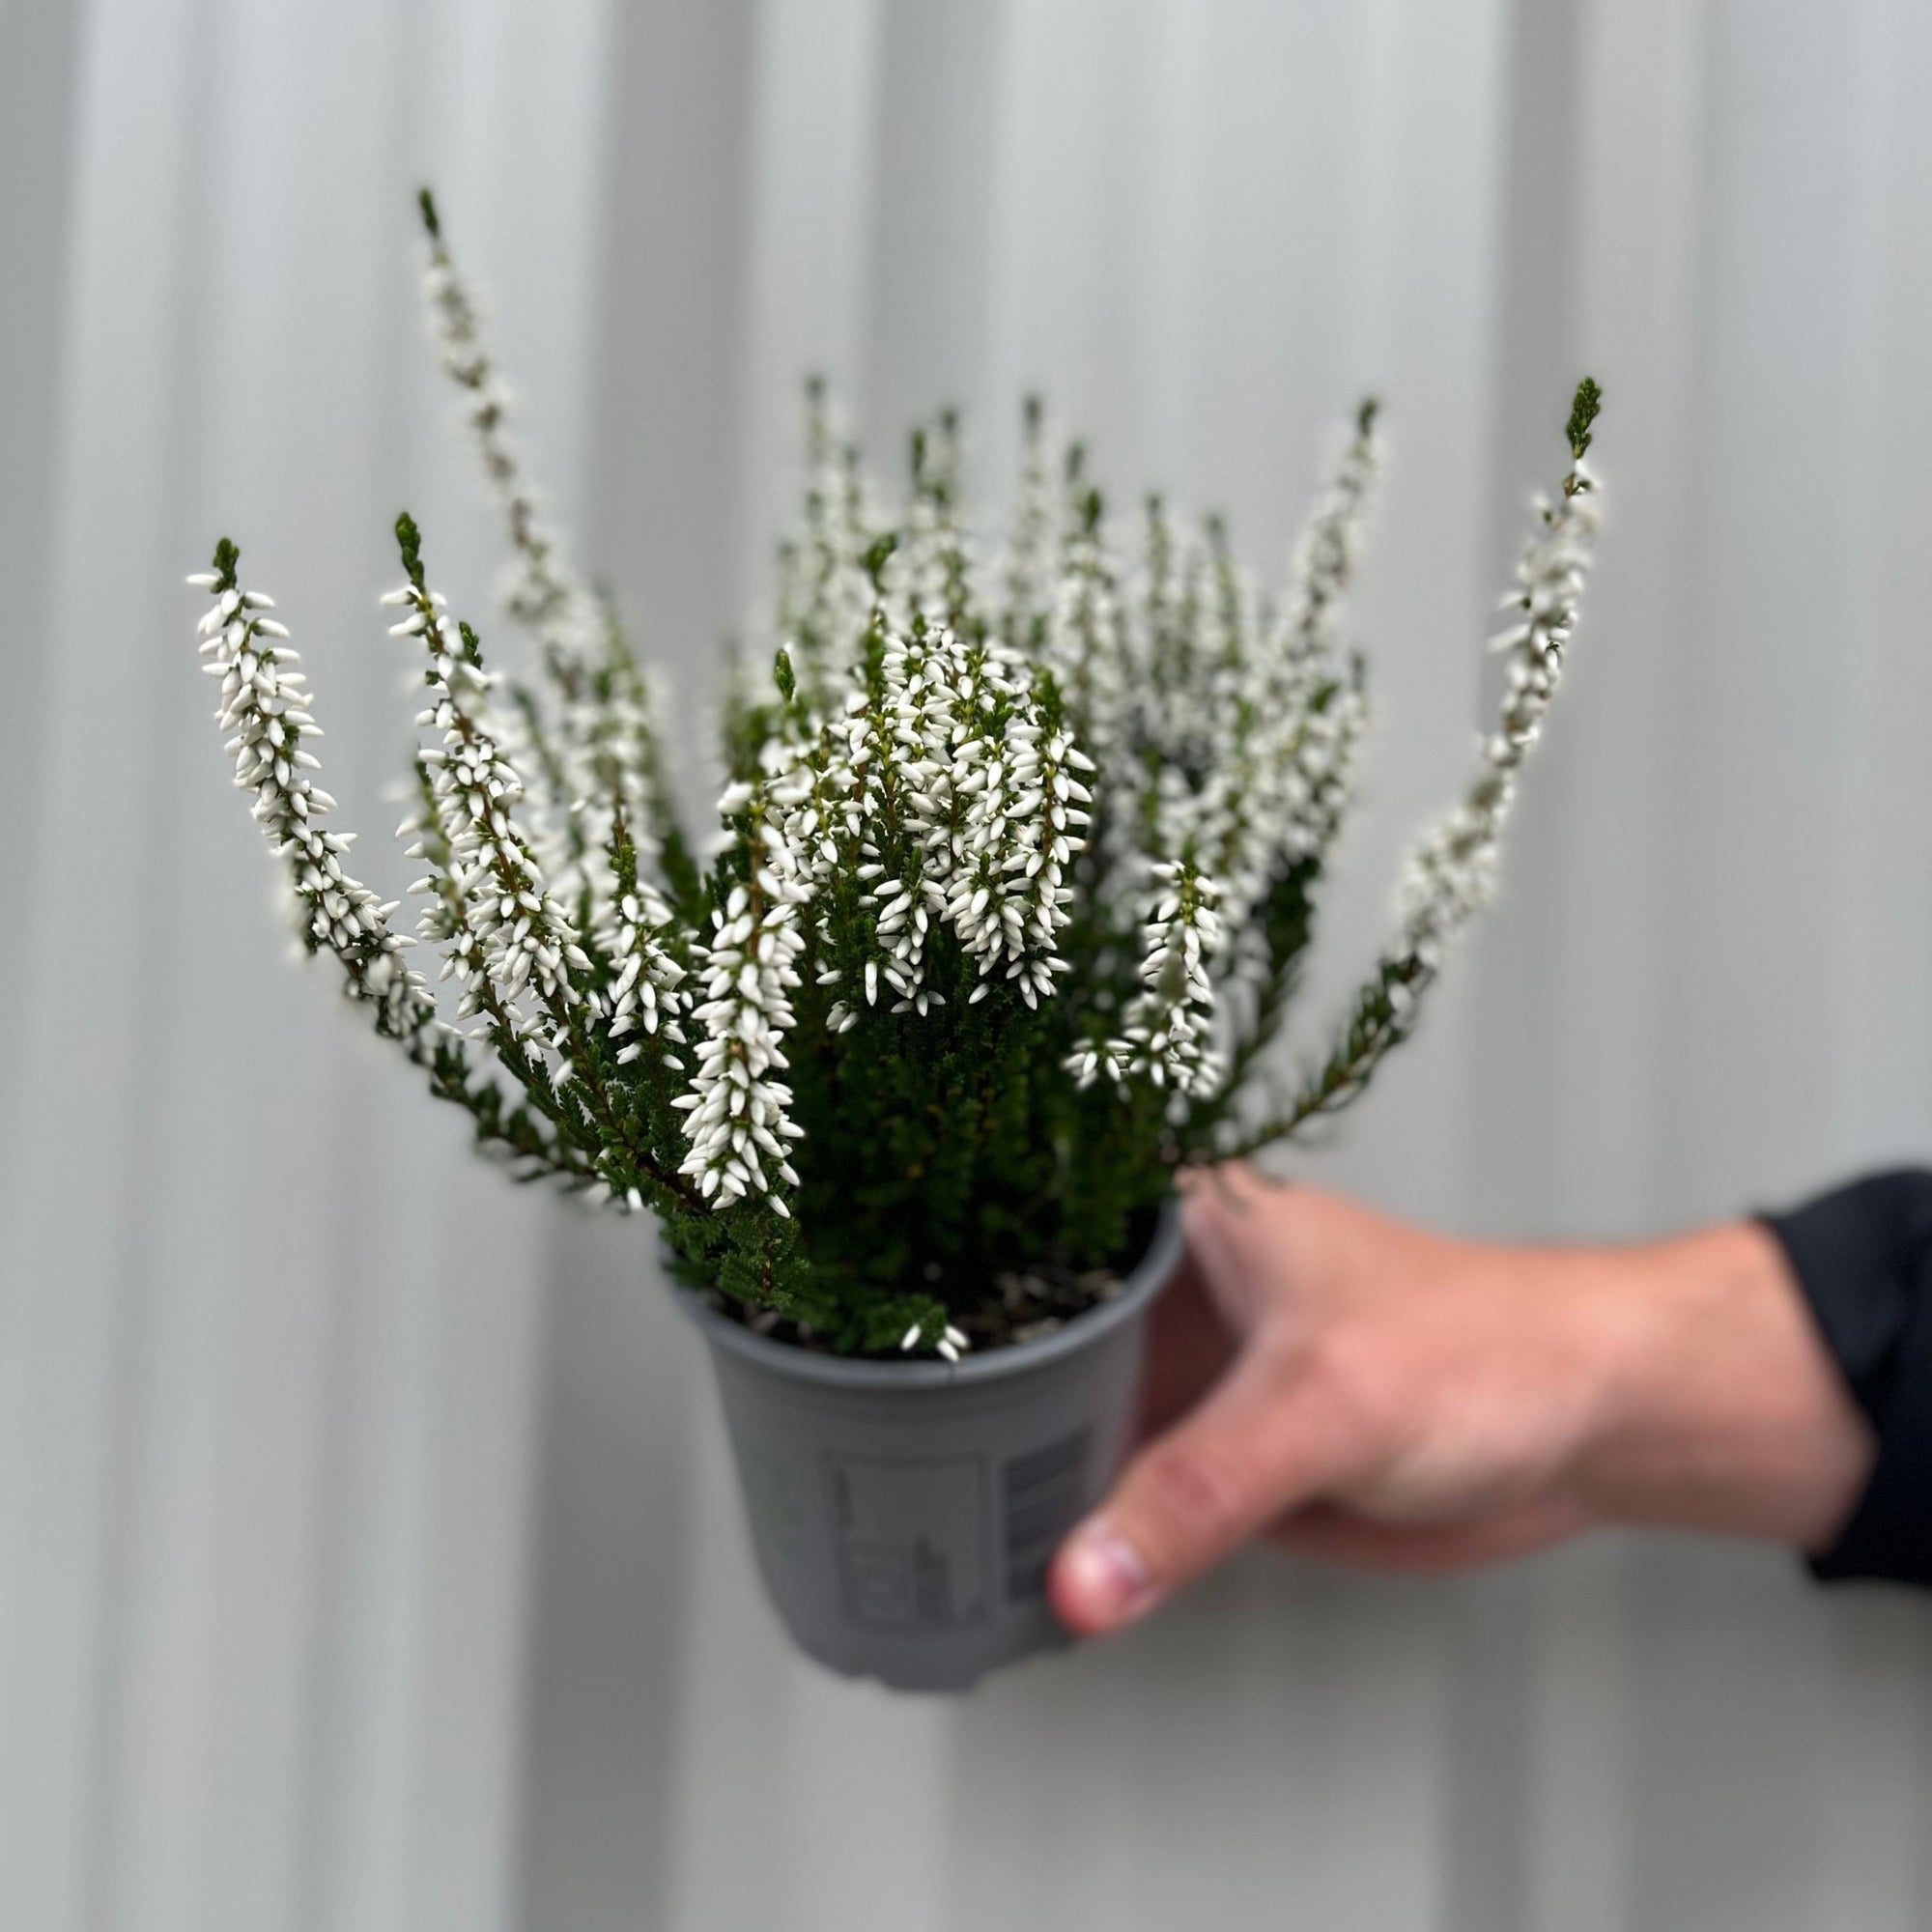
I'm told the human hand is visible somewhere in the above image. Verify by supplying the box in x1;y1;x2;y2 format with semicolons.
1049;1166;1876;1634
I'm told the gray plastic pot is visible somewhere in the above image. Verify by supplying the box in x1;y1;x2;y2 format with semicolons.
672;1204;1183;1692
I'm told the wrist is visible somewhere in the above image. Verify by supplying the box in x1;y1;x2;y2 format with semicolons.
1570;1221;1875;1550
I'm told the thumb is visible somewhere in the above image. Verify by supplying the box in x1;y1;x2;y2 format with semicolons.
1049;1335;1364;1635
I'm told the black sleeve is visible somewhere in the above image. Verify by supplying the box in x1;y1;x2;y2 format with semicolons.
1760;1169;1932;1586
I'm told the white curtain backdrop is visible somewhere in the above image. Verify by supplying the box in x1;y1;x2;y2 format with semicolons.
5;1;1932;1927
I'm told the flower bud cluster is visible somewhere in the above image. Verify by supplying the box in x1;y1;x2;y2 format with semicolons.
935;639;1091;1009
386;581;594;1065
1040;497;1128;772
191;566;432;1044
817;624;956;1019
1070;860;1225;1097
673;759;811;1209
597;869;689;1067
801;624;1093;1018
1148;412;1380;947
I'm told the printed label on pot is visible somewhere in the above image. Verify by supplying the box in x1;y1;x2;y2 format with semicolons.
824;1452;990;1631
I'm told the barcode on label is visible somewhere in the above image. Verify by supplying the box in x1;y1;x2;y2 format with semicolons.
1001;1427;1092;1603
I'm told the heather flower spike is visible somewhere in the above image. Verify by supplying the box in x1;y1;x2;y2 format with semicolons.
416;186;697;932
193;542;427;1044
189;188;1605;1356
1223;377;1606;1153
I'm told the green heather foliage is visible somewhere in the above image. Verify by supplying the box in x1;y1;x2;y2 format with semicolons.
189;191;1605;1356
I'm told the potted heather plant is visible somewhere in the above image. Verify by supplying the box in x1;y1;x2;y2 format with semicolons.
188;192;1604;1690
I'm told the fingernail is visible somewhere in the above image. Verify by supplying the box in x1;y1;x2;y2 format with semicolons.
1061;1523;1160;1629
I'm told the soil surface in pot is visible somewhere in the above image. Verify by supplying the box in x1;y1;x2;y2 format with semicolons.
702;1257;1127;1357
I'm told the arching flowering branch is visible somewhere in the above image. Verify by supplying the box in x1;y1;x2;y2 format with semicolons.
417;191;575;654
384;513;697;1213
1222;378;1605;1155
386;516;589;1045
1399;382;1603;956
774;379;878;711
1166;412;1380;1140
1151;403;1380;949
1224;400;1380;905
416;188;694;924
193;544;423;1039
673;757;810;1212
188;539;594;1184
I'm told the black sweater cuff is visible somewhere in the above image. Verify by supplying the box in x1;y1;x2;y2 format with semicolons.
1761;1169;1932;1586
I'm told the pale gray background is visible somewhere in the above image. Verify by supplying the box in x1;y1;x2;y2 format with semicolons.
4;1;1932;1927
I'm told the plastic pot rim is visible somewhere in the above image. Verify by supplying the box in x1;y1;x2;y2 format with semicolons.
669;1198;1184;1394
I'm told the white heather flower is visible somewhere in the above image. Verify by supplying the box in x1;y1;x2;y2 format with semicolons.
397;752;475;972
915;628;1089;1008
673;753;811;1208
1135;496;1216;756
817;622;955;1013
1039;476;1128;771
570;594;684;906
597;871;690;1066
419;202;677;928
1156;407;1381;949
1394;446;1601;966
1080;860;1226;1097
889;412;972;633
192;552;615;1196
421;240;574;655
784;611;1093;1019
776;383;880;707
939;666;1090;1009
1229;391;1608;1157
951;707;1090;1012
1247;406;1380;854
192;560;433;1047
388;564;595;1068
1267;405;1381;696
